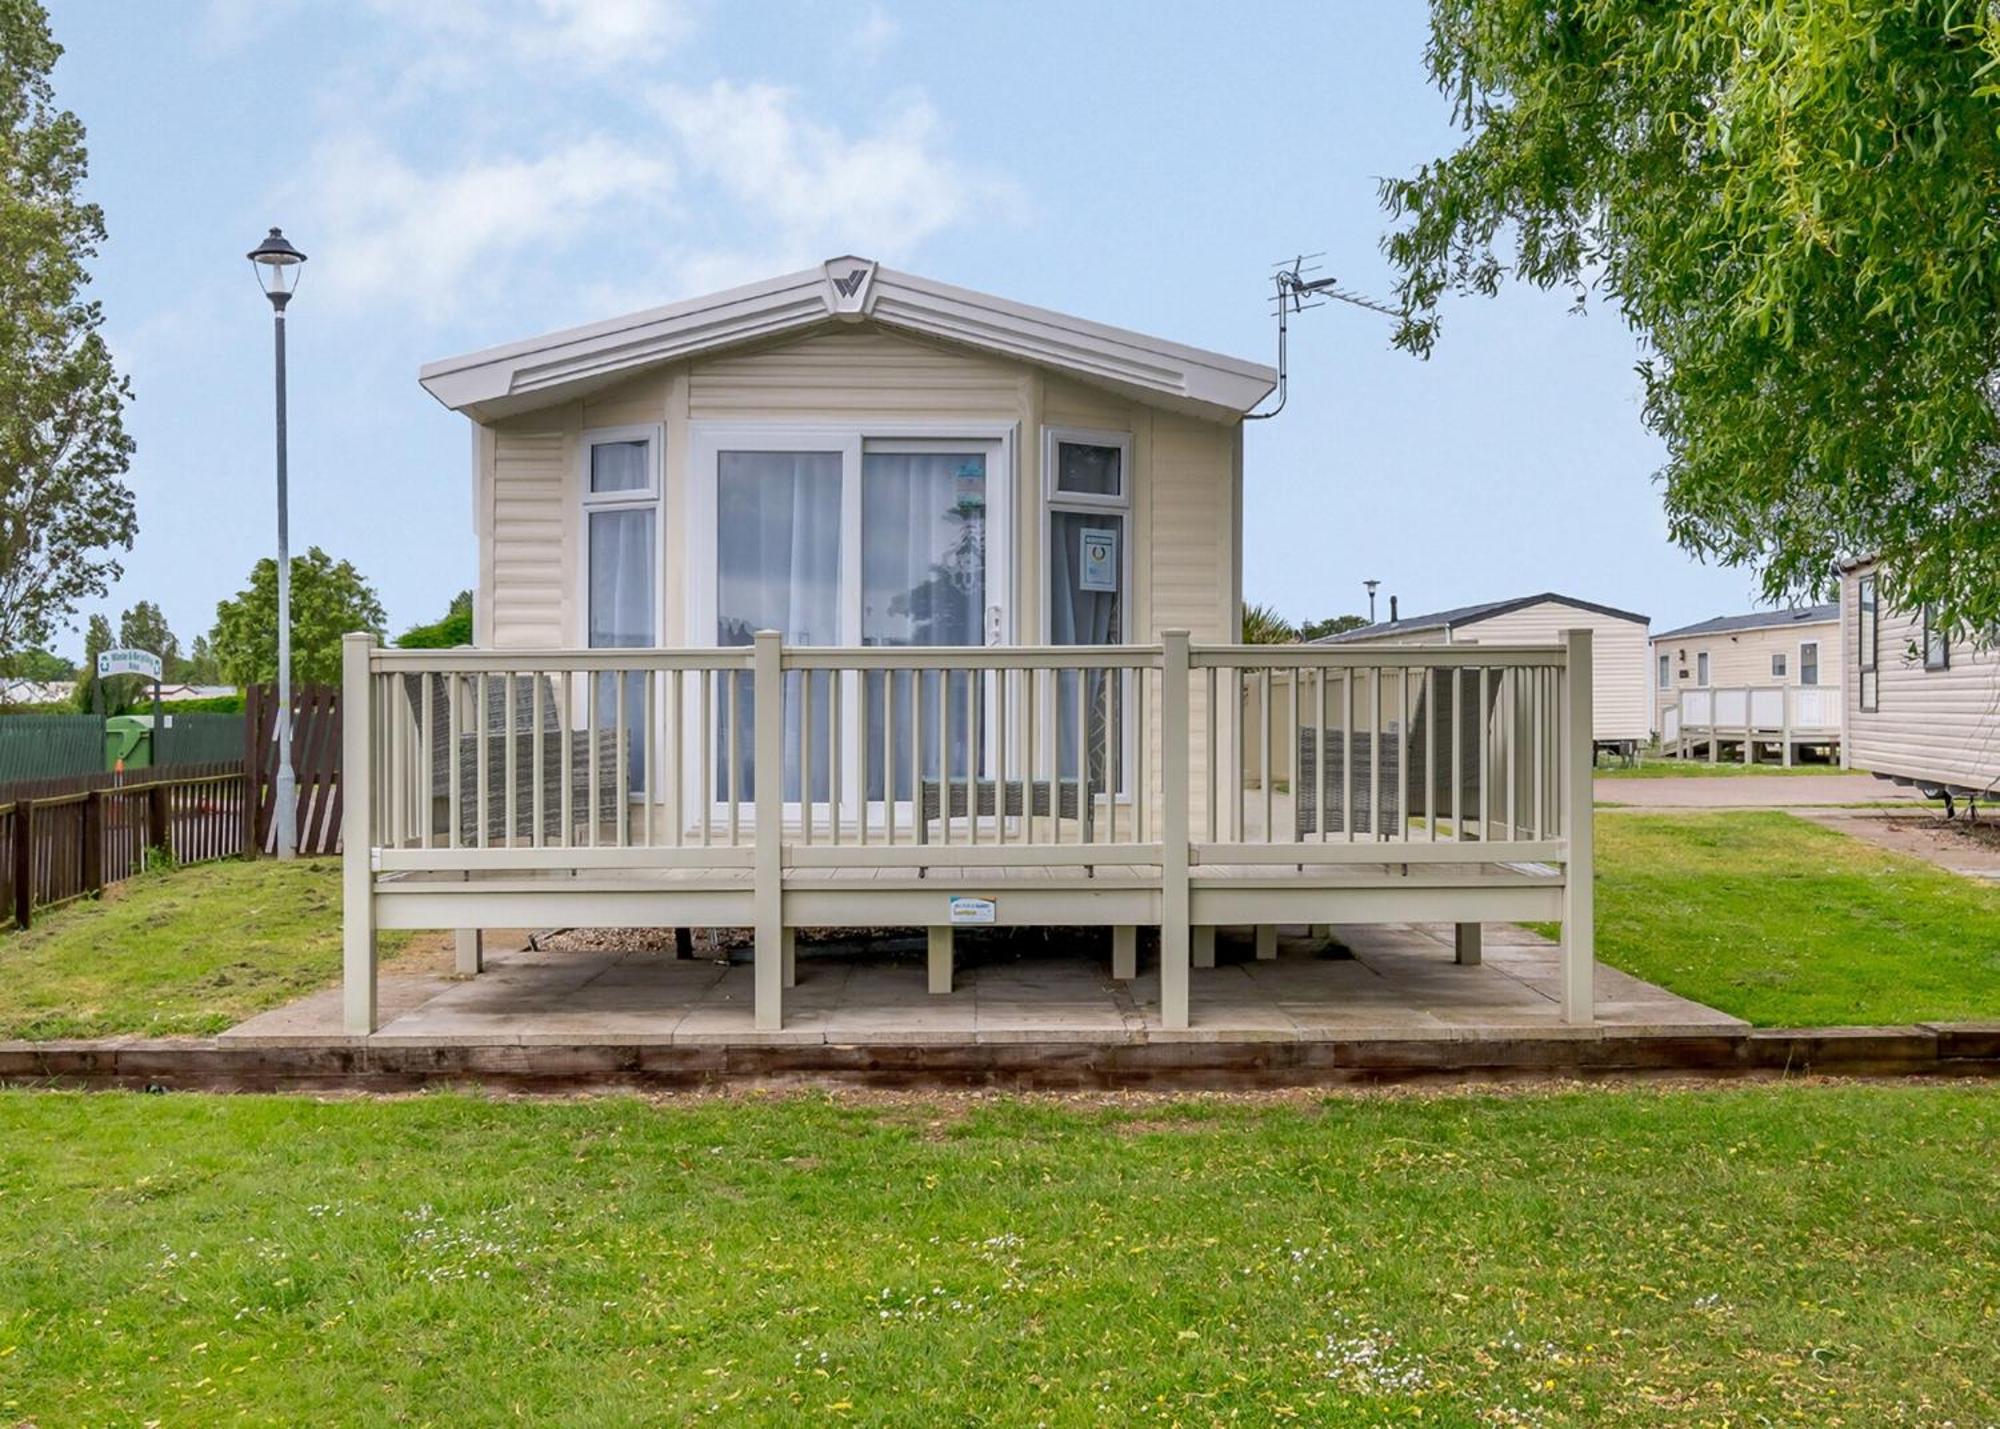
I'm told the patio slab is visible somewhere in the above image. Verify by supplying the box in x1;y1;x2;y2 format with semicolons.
222;922;1743;1049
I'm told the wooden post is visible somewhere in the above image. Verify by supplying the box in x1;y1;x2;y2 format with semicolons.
1561;628;1595;1025
1454;922;1482;966
782;927;797;989
1255;924;1277;961
1111;924;1137;980
454;928;483;975
752;630;784;1031
927;925;953;994
13;800;33;930
81;790;104;896
1192;925;1216;969
1781;691;1793;768
341;633;377;1035
1159;630;1192;1030
147;783;172;866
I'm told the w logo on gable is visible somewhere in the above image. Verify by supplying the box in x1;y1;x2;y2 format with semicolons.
831;269;869;298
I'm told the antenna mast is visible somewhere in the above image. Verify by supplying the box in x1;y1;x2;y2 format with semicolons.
1245;253;1399;421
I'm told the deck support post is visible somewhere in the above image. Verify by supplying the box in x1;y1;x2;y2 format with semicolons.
454;928;483;975
1454;922;1482;966
782;927;797;989
1192;925;1215;969
1111;925;1137;980
1310;923;1333;944
927;925;953;994
673;926;692;960
1254;924;1277;961
1561;628;1596;1025
341;632;378;1036
752;629;784;1031
1159;630;1192;1030
1781;698;1793;768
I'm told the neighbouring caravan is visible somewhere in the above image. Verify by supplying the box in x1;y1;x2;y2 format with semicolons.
1650;605;1843;764
1312;594;1651;757
1840;559;2000;805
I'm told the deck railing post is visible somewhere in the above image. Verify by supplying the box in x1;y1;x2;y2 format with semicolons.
753;629;784;1031
341;632;378;1035
1160;629;1192;1031
1560;628;1595;1024
13;799;33;929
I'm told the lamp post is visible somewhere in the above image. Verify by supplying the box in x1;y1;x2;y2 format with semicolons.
248;227;306;860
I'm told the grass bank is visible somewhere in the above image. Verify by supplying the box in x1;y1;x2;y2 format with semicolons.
0;1085;1993;1424
1588;811;2000;1025
0;859;415;1039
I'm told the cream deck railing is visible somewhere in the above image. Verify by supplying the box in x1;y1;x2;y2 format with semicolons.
343;628;1594;1031
1668;684;1841;763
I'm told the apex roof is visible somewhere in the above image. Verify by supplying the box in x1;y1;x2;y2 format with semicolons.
420;256;1277;423
1313;592;1650;644
1653;604;1840;641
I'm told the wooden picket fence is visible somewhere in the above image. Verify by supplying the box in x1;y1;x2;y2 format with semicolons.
244;683;343;856
0;763;249;929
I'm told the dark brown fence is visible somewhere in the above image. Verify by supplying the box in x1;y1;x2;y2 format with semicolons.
0;763;250;929
244;684;342;856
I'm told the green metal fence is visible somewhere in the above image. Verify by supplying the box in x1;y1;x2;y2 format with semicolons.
0;715;102;784
158;713;244;767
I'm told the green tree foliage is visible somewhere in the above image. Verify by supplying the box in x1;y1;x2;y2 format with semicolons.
181;633;220;684
1383;3;2000;630
394;589;472;649
0;1;137;666
116;598;179;676
1299;614;1367;642
209;548;386;687
1241;602;1298;644
71;609;121;712
1;645;69;680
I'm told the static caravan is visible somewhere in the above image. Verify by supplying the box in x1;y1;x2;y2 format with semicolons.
1651;605;1842;763
1841;559;2000;806
1311;594;1650;759
337;259;1604;1036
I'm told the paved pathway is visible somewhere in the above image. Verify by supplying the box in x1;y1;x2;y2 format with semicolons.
1793;809;2000;882
224;923;1741;1047
1595;772;1917;809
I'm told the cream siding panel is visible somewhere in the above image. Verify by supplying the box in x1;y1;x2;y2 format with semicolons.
1841;563;2000;792
488;421;568;648
688;329;1021;422
1650;621;1839;733
1453;602;1649;742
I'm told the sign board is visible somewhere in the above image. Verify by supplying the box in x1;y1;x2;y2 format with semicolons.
1079;527;1118;592
97;648;162;681
947;895;996;926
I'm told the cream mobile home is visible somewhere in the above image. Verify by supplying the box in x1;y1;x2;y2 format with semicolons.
1841;559;1999;806
339;258;1603;1035
1652;605;1841;764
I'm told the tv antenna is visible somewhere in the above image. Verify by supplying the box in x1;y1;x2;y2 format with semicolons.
1245;253;1399;421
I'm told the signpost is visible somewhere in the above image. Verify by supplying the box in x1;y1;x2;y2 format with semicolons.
97;648;165;770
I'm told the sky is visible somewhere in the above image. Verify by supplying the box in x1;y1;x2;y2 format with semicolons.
42;0;1776;660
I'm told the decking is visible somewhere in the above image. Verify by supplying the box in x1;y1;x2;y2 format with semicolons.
1664;685;1841;765
344;630;1598;1035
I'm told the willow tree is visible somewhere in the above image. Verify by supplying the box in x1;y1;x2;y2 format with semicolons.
1382;3;2000;629
0;1;136;662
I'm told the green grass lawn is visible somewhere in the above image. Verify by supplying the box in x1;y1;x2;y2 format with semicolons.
1587;812;2000;1025
0;859;415;1040
0;1085;1993;1424
1597;755;1861;779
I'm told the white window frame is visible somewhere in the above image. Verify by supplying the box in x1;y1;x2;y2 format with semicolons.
1696;650;1710;687
1041;426;1136;796
1657;652;1670;691
1770;651;1787;679
683;421;1017;827
1798;640;1819;687
573;424;664;805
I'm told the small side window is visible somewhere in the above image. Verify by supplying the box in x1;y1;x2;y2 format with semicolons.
1923;608;1950;670
1657;653;1670;690
1696;651;1709;686
1857;574;1879;712
1770;652;1787;679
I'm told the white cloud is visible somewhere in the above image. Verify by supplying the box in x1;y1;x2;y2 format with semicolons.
653;81;1010;269
293;133;675;318
204;0;696;74
846;4;899;63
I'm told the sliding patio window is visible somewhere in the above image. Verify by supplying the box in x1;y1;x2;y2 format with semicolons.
862;444;990;801
581;428;659;790
1044;428;1131;785
716;450;842;802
